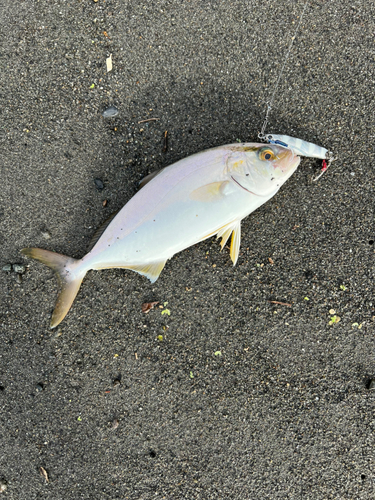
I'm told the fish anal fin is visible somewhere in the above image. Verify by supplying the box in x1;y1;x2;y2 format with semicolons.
139;167;166;189
87;211;119;252
215;220;241;265
216;226;233;250
230;222;241;265
190;181;229;203
127;260;167;283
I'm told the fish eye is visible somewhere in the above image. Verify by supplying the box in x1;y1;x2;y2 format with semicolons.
259;147;276;161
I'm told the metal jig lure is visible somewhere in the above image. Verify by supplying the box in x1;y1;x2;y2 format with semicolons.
264;133;335;182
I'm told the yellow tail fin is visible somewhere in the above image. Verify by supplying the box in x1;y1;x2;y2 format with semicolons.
21;248;85;328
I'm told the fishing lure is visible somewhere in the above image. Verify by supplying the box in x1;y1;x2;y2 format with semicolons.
263;133;334;181
265;134;328;159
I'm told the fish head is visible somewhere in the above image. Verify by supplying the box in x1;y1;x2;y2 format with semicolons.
227;143;300;197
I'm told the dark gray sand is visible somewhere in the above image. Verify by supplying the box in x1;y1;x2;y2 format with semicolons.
1;1;374;498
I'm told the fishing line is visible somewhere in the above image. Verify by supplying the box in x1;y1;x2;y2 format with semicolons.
259;0;310;140
257;0;335;181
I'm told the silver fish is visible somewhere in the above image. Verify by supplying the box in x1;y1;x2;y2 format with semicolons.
21;143;300;328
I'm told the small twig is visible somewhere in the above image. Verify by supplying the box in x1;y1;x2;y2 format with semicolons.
137;118;160;124
268;300;292;307
40;467;49;483
163;130;168;153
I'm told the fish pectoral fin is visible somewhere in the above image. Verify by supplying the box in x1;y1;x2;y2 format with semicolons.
127;260;167;283
190;181;229;203
216;220;241;265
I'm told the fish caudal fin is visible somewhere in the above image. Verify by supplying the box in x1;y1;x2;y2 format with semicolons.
21;247;85;328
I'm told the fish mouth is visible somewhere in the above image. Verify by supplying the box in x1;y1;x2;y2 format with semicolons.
287;154;301;174
230;176;259;196
278;148;300;172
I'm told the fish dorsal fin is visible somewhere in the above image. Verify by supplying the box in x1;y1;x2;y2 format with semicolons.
139;167;166;189
87;211;119;252
216;220;241;265
190;181;230;203
126;260;167;283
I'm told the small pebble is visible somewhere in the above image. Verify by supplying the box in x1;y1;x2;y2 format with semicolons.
35;384;44;392
113;378;121;387
41;231;51;240
369;380;375;390
2;264;12;272
112;418;119;429
16;274;23;284
0;480;7;493
13;264;25;274
51;329;63;340
102;106;119;118
94;178;104;191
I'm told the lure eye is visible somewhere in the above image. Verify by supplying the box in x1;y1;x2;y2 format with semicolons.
259;147;276;161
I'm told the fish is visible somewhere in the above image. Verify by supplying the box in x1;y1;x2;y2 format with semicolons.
21;142;300;328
